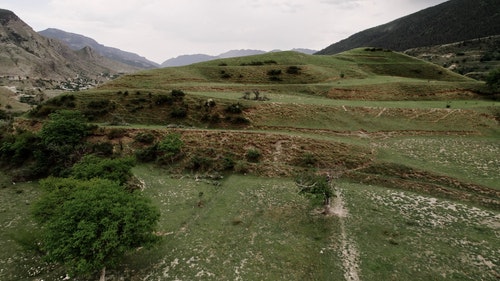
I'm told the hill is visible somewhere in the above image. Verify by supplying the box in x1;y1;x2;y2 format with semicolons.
316;0;500;55
39;28;159;69
405;35;500;80
161;49;317;67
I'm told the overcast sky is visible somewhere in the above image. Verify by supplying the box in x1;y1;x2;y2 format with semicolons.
1;0;448;63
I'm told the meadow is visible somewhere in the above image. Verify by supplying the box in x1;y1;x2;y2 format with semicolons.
1;48;498;280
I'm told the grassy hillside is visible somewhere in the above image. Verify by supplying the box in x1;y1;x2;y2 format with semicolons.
2;49;499;280
405;35;500;81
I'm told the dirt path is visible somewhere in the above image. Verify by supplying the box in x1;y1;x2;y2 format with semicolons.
330;187;361;281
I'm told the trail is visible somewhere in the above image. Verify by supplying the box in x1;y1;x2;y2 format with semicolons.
330;186;361;281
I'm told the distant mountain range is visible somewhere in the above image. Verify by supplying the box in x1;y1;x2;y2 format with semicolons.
317;0;500;55
0;9;139;82
161;48;317;67
38;28;159;69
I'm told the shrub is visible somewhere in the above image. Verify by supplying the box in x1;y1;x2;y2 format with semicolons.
286;66;301;74
222;155;236;170
297;152;317;167
154;95;173;106
70;155;136;185
90;142;114;157
107;128;126;140
267;69;282;76
134;132;156;144
135;145;158;162
225;103;243;114
157;133;183;163
234;161;248;173
171;106;187;118
246;149;261;162
188;154;213;171
171;89;186;99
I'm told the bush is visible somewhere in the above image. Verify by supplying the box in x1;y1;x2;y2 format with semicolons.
171;106;187;118
171;89;186;99
297;152;317;167
234;161;248;173
486;68;500;91
246;149;261;162
225;103;243;114
70;155;135;185
188;154;213;171
135;145;158;162
107;128;126;140
90;142;114;157
134;132;156;144
267;69;282;76
286;66;301;74
154;95;173;106
157;133;183;163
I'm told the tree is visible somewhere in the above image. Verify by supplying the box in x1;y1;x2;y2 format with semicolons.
157;133;183;163
39;110;91;176
295;172;334;214
32;177;160;280
40;110;89;148
70;155;135;185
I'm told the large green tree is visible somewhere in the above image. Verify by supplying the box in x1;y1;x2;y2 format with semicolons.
39;110;91;176
33;177;160;279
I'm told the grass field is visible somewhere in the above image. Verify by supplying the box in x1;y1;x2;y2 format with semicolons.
2;49;499;280
1;169;497;280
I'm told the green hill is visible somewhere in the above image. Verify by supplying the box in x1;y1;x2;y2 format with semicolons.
317;0;500;55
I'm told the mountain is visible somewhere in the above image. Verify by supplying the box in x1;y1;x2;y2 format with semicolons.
161;49;316;67
0;9;138;82
317;0;500;55
38;28;159;69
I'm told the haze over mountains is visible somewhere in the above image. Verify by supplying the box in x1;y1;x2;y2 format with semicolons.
316;0;500;55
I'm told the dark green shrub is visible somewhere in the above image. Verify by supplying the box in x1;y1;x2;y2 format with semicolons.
222;155;236;170
267;69;282;76
171;106;187;118
188;154;213;171
225;103;243;114
107;128;126;140
286;66;301;74
297;152;317;167
90;142;114;157
87;99;110;109
134;132;156;144
135;145;158;162
70;155;135;185
154;95;173;106
246;149;261;162
171;89;186;99
157;133;183;163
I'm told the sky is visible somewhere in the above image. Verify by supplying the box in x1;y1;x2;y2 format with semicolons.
0;0;448;64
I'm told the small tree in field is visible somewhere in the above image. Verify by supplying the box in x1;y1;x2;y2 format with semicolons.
295;171;333;214
32;177;160;280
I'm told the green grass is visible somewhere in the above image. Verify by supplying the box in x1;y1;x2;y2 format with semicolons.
375;136;500;189
343;182;499;281
1;164;498;280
